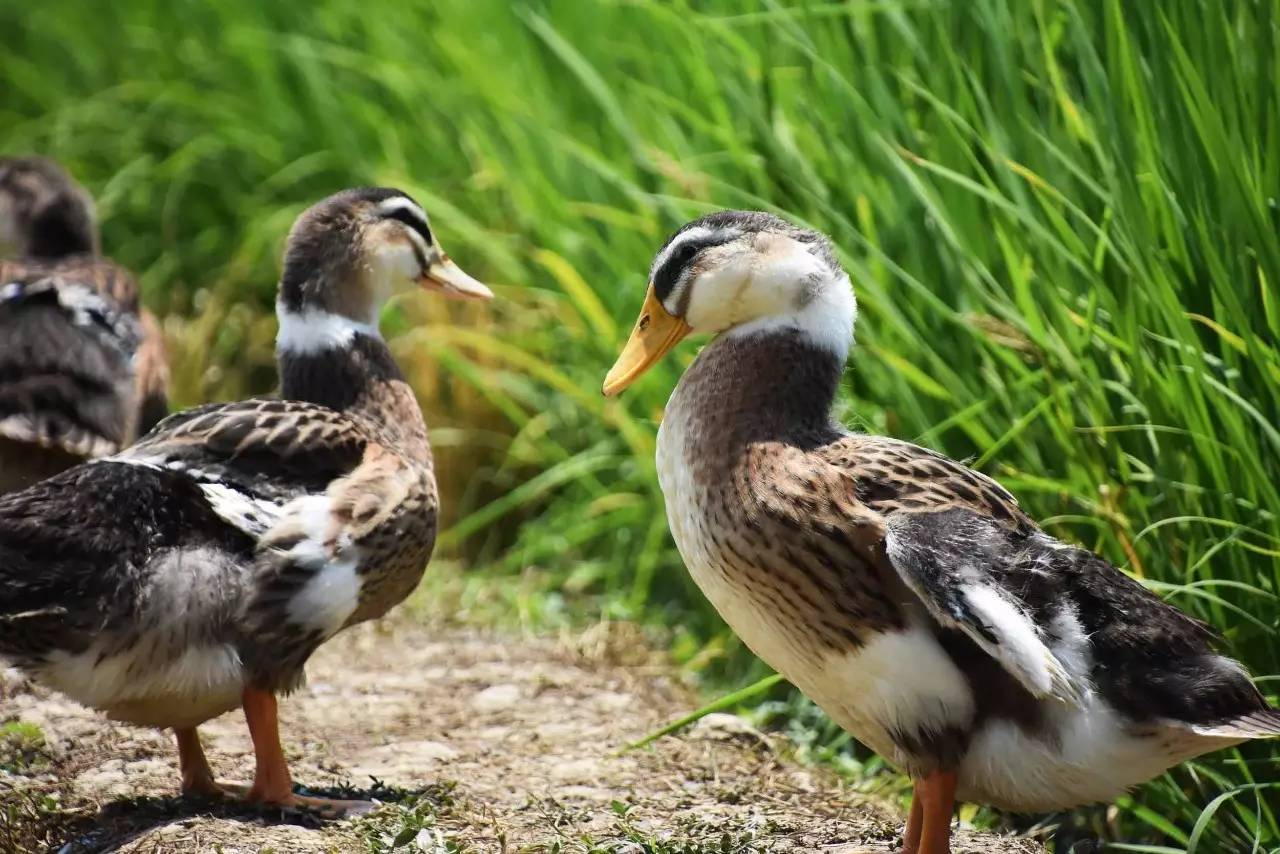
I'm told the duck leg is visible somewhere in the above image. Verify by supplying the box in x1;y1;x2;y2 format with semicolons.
175;727;221;796
902;769;957;854
241;687;375;817
901;788;924;853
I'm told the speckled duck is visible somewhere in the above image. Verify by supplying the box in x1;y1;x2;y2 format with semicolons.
0;155;170;492
0;187;492;815
603;210;1280;854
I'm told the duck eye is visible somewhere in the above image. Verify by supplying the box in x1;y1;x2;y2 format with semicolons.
675;242;699;265
654;242;703;302
382;207;433;247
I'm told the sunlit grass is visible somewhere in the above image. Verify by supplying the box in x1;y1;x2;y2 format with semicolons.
2;1;1277;850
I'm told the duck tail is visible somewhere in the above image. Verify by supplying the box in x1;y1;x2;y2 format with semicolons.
1192;709;1280;739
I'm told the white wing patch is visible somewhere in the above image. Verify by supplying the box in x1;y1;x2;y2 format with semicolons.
95;455;286;539
273;494;364;637
286;553;361;636
959;584;1086;706
883;518;1090;709
199;483;283;537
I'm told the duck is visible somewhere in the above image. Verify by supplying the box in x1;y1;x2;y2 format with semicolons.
602;210;1280;854
0;155;170;492
0;187;492;815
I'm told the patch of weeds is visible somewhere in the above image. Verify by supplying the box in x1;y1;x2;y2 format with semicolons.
355;780;465;853
0;782;66;854
0;720;49;773
578;800;774;854
0;723;64;854
524;795;593;834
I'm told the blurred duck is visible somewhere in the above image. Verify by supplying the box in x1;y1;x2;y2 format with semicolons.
0;156;169;492
0;187;492;814
603;211;1280;854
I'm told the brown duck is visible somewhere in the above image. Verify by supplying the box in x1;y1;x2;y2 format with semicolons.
0;155;169;492
0;187;492;814
604;210;1280;854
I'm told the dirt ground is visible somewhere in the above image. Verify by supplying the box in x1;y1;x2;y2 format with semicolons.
0;618;1040;853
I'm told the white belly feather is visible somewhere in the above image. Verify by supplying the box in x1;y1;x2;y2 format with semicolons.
35;545;248;729
41;642;243;729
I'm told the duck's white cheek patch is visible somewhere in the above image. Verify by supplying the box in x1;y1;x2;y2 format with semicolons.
369;241;420;294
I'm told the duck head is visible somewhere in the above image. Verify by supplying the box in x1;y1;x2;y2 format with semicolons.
0;156;99;260
275;187;492;355
603;210;854;396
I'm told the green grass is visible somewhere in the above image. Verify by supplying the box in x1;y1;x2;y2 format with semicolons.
3;0;1279;850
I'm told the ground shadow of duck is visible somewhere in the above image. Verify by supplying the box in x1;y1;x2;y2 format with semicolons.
52;779;448;853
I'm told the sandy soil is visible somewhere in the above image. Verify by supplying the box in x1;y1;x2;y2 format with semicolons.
0;619;1039;853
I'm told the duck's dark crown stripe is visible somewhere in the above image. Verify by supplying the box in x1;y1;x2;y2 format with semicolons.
653;231;737;303
382;207;433;246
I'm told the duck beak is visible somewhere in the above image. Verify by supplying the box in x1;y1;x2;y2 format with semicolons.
602;283;690;396
420;255;494;301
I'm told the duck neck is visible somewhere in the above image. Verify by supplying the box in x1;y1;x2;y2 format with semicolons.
275;303;429;455
671;279;854;444
26;213;96;259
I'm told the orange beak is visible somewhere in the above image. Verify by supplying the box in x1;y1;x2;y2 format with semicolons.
602;283;690;396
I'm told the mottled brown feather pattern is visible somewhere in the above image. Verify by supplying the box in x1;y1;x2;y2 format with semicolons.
663;329;1030;649
120;360;438;693
0;188;450;736
662;332;906;653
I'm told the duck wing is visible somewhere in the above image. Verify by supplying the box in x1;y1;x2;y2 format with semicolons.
828;435;1277;732
882;508;1089;706
124;396;368;512
122;397;431;690
0;258;145;458
0;397;372;664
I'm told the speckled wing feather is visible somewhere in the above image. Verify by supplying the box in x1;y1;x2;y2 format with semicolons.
883;509;1087;706
819;435;1024;524
123;397;369;505
794;435;1082;704
0;257;146;457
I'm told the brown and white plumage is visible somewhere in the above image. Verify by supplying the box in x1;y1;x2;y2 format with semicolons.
604;210;1279;853
0;157;169;492
0;187;492;814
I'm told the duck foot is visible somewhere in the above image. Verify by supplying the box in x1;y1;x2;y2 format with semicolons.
217;782;378;818
176;726;223;798
174;701;378;818
240;687;379;818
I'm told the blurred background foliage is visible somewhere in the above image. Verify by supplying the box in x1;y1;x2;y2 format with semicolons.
3;0;1278;850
